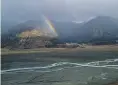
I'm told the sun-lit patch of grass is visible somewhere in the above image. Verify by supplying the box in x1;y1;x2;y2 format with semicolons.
17;29;42;38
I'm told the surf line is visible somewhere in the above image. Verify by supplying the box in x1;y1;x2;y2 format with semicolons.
2;61;118;74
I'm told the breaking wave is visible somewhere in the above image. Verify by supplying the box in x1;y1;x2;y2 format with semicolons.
2;58;118;74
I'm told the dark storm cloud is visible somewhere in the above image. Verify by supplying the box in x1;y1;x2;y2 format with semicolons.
2;0;118;22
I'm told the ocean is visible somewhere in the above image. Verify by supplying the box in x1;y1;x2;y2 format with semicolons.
1;51;118;85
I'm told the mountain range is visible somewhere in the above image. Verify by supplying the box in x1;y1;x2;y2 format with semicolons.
53;16;118;43
1;16;118;48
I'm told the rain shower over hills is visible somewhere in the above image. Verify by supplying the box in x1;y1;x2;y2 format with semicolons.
1;16;118;48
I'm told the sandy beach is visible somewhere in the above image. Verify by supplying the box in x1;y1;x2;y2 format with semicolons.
106;81;118;85
1;45;118;55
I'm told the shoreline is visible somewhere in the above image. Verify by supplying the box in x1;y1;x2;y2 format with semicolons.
1;45;118;85
1;45;118;55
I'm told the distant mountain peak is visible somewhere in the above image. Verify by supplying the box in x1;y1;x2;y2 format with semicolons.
86;16;97;22
72;21;85;24
84;16;115;23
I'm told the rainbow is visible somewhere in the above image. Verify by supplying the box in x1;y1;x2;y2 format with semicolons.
43;15;58;36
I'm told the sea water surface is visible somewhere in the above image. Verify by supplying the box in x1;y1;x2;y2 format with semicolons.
1;51;118;85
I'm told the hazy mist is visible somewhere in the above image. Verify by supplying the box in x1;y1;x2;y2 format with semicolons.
2;0;118;22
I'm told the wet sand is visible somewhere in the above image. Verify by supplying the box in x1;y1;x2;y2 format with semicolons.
106;81;118;85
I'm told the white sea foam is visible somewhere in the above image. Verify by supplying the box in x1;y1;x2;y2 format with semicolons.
1;58;118;74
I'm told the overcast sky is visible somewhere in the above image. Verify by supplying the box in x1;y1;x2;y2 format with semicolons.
2;0;118;22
